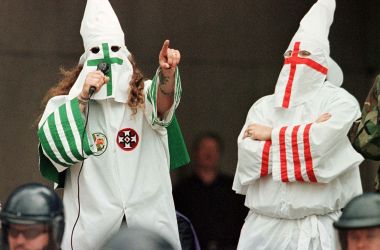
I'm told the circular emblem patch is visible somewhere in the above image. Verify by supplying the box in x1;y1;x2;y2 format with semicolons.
92;132;108;156
116;128;139;151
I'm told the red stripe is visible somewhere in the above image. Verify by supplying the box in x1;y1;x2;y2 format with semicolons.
285;57;328;75
282;42;300;108
279;126;288;182
303;123;317;182
260;140;272;177
291;125;303;182
282;63;297;108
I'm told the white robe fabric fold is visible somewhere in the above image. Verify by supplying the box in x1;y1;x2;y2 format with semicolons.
237;210;341;250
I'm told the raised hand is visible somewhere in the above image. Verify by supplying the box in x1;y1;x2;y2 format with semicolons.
159;40;181;76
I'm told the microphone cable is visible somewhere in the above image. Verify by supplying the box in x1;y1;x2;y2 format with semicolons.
70;91;93;250
70;62;109;250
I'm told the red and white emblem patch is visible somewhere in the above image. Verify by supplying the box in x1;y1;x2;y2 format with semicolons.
116;128;139;151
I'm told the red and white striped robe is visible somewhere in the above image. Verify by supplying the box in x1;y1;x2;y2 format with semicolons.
233;81;363;249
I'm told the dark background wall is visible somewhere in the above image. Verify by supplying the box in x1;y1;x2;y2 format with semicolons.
0;0;379;202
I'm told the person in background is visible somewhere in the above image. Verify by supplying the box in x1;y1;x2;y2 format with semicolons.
174;132;247;250
334;193;380;250
0;183;64;250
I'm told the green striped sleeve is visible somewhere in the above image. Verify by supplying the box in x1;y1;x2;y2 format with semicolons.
59;103;85;161
148;67;182;127
38;127;71;167
47;114;76;164
38;97;94;168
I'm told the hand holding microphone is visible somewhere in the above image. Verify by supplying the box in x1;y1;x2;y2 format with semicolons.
80;63;110;101
89;62;110;97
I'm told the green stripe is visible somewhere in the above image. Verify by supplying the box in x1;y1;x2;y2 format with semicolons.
47;114;76;164
38;126;70;167
102;43;113;96
108;68;113;96
147;90;152;104
102;43;110;60
174;68;181;105
87;58;105;66
151;74;158;110
149;73;158;125
87;57;123;66
152;75;159;126
148;75;156;102
59;104;84;161
70;98;93;156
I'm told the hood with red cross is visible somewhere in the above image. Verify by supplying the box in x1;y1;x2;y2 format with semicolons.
274;0;343;109
68;0;134;103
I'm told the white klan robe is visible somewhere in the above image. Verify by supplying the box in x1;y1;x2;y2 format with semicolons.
37;0;184;249
233;0;363;249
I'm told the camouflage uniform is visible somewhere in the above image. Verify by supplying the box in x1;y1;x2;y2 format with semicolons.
351;75;380;192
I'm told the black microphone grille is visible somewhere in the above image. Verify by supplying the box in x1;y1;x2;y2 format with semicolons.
97;62;110;75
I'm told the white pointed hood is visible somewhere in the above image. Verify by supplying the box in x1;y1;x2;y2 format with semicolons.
274;0;343;109
69;0;133;103
291;0;343;86
80;0;124;53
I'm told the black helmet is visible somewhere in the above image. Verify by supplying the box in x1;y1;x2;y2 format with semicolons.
0;183;64;247
334;193;380;230
102;227;175;250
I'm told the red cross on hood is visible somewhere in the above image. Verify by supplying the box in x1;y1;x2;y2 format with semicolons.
274;40;328;109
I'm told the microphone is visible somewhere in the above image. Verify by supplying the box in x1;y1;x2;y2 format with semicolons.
89;62;110;97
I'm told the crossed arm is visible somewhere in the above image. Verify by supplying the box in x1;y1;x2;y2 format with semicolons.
237;94;360;185
243;113;331;141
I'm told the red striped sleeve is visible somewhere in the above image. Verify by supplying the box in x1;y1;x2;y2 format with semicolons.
279;126;289;182
291;125;303;182
303;123;317;182
260;140;272;176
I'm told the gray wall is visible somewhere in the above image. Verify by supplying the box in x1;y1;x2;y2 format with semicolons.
0;0;379;201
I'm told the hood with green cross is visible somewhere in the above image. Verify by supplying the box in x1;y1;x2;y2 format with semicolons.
69;42;134;103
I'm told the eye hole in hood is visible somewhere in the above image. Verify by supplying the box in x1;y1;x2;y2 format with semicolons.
90;47;100;54
111;46;121;52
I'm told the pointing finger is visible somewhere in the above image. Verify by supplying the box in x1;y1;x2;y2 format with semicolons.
160;40;170;56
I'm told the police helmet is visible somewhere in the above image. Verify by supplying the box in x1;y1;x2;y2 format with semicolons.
0;183;64;246
334;193;380;229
